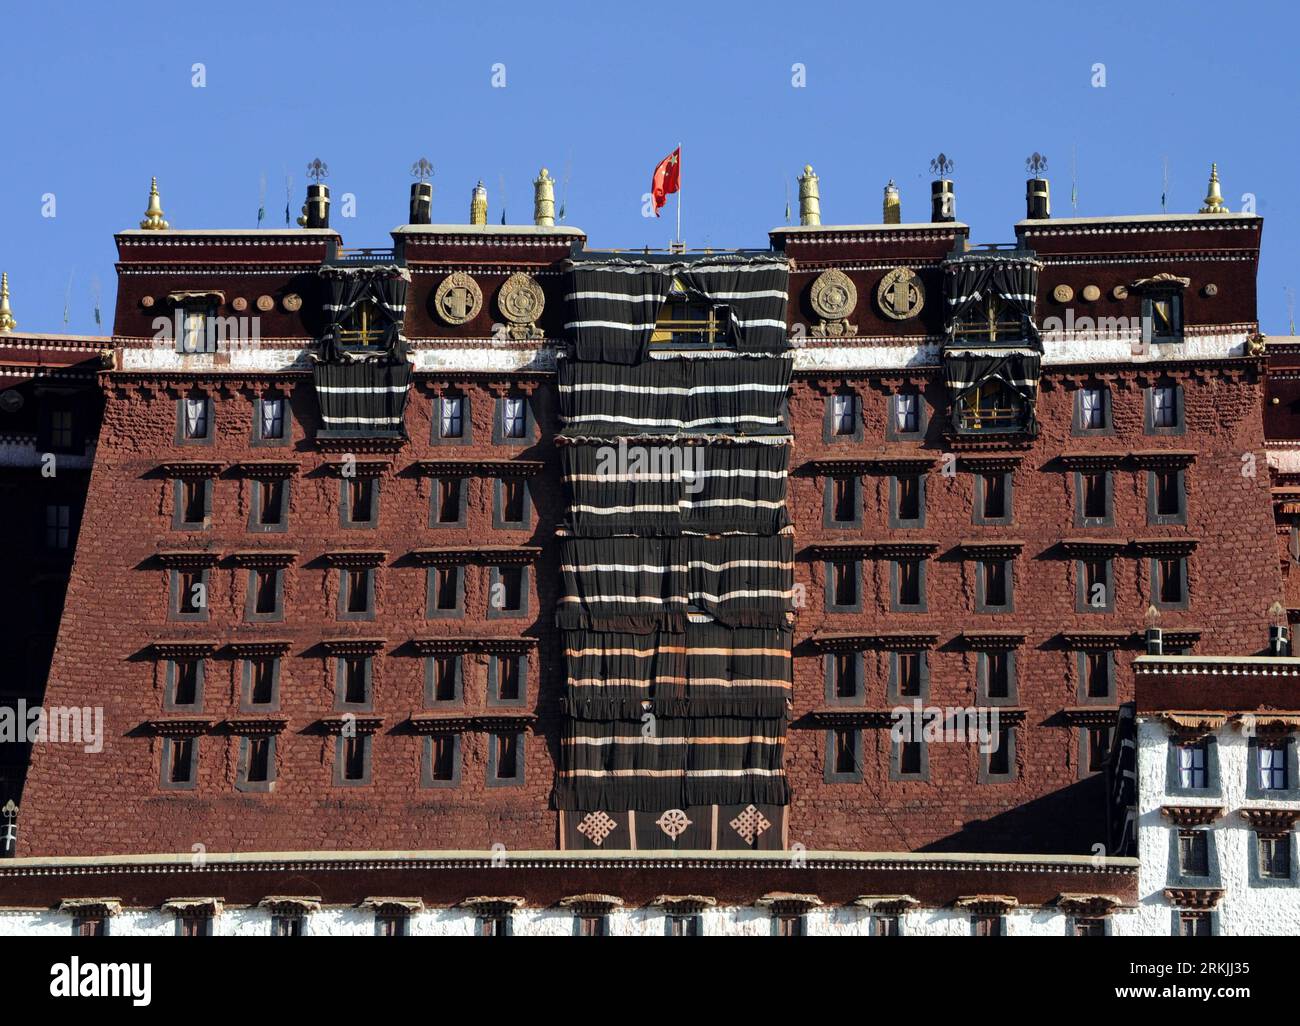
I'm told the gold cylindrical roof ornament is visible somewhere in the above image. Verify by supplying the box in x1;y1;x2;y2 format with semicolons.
1199;163;1229;213
470;181;488;225
139;177;170;230
533;168;556;227
798;165;821;226
883;179;901;224
0;272;15;333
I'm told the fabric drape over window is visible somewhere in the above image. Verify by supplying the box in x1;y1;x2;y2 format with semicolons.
557;535;794;632
564;261;674;365
558;355;792;437
561;441;790;536
942;350;1042;435
312;360;411;435
319;265;410;362
556;710;789;812
563;256;790;364
677;259;790;353
943;258;1042;344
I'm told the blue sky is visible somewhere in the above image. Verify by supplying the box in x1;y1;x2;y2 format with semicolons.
1;0;1297;334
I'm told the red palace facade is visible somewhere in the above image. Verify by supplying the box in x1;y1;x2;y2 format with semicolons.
0;165;1291;936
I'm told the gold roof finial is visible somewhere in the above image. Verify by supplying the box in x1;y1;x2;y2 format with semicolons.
139;177;170;230
1199;163;1229;214
883;179;901;225
0;272;15;333
470;180;488;226
798;165;821;226
533;167;556;227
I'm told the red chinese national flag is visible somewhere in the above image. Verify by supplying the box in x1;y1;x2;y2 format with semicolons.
651;147;681;217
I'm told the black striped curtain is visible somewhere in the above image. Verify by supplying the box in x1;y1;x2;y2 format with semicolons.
312;361;411;435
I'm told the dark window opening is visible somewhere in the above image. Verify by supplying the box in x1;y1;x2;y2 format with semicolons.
1178;830;1209;877
897;560;922;607
173;661;200;707
258;480;285;526
169;738;195;784
1085;652;1111;699
348;479;375;523
178;572;204;615
972;914;1003;937
496;567;523;611
271;914;302;937
833;654;857;699
431;736;456;781
651;282;726;347
245;737;271;783
178;915;210;938
1082;473;1108;520
181;480;206;525
833;729;857;774
1082;560;1109;609
433;656;458;702
985;652;1010;699
1155;471;1181;517
501;479;526;523
74;916;106;937
577;915;607;937
377;913;409;937
343;658;368;705
831;477;856;523
987;729;1012;776
896;652;922;698
341;736;368;782
344;569;371;615
497;656;521;702
899;740;923;775
493;733;521;781
831;562;857;607
1158;558;1184;604
433;568;460;611
896;475;921;522
956;378;1025;433
1087;727;1112;773
436;478;462;524
254;570;279;615
668;915;700;937
1073;918;1105;937
775;914;805;938
1260;836;1291;879
1179;912;1211;937
982;560;1008;607
872;916;899;937
250;660;275;706
982;473;1006;520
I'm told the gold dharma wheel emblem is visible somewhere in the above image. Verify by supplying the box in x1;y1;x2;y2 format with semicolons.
435;271;483;325
498;272;545;325
876;267;925;320
809;268;857;321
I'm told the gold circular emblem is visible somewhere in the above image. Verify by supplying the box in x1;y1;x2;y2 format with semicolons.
435;271;483;325
1082;284;1101;302
497;272;545;325
875;267;924;320
140;295;155;308
810;269;858;321
1052;284;1074;303
231;297;248;312
1112;285;1129;301
282;293;302;312
1203;283;1218;297
256;294;275;312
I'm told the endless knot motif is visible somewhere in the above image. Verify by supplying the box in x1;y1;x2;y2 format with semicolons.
656;809;692;840
577;810;618;847
729;804;772;844
875;267;925;320
435;271;483;325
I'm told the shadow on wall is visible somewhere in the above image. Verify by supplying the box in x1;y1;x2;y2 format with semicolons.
919;774;1109;855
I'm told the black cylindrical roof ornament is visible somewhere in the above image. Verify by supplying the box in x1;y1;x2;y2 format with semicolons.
409;182;433;225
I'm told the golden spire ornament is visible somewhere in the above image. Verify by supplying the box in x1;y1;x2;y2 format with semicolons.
1199;163;1229;214
140;177;170;229
883;179;901;224
470;181;488;225
533;168;556;227
798;165;821;226
0;272;15;333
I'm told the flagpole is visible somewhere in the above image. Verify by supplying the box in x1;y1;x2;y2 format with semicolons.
676;142;682;246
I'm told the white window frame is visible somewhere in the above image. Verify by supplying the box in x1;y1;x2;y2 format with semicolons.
440;396;464;438
503;397;526;439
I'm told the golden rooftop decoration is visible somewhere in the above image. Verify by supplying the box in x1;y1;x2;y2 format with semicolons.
139;177;170;230
0;272;15;333
798;165;821;226
883;179;901;224
533;168;556;227
470;181;488;226
1199;163;1229;214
